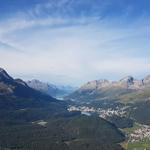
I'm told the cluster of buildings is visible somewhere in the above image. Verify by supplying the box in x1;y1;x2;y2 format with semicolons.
68;105;127;119
68;105;150;146
68;105;150;144
129;125;150;143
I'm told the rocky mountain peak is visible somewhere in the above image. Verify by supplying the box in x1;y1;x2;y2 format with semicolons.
120;76;134;84
143;75;150;86
0;68;13;81
15;79;28;87
80;79;110;90
98;79;109;83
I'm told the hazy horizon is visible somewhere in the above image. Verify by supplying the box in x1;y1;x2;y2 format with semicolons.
3;67;150;87
1;0;150;86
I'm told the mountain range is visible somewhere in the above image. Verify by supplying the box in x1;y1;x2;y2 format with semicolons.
27;79;77;99
0;68;56;102
0;68;150;150
0;68;125;150
67;75;150;103
0;68;69;120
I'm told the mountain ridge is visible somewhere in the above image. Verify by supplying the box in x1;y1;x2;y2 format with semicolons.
80;75;150;90
67;75;150;103
0;67;69;124
0;68;60;109
27;79;77;98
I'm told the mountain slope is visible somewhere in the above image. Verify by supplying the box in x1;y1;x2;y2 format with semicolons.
0;68;69;123
0;115;125;150
0;68;126;150
66;76;150;103
0;68;56;101
27;79;76;98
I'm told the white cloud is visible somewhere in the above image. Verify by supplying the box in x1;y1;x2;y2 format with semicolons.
91;57;150;75
1;47;150;86
0;12;150;85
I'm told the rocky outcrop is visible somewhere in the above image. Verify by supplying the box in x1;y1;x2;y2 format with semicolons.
80;75;150;91
67;75;150;102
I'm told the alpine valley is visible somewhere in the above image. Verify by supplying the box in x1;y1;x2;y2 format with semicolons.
26;79;77;99
0;68;125;150
66;76;150;150
0;68;150;150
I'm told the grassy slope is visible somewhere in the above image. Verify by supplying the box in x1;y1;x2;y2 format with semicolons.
68;85;150;104
127;141;150;150
119;88;150;103
68;87;134;102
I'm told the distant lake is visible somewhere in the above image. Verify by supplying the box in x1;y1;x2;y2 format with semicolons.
81;112;91;116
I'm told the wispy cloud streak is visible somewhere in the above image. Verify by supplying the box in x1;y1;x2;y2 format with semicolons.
0;0;150;85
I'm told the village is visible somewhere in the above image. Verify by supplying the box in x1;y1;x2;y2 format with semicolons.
68;105;127;119
128;124;150;143
68;105;150;144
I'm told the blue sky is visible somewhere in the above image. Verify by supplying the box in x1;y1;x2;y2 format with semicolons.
0;0;150;86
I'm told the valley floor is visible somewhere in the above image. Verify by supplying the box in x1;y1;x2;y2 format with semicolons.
68;103;150;150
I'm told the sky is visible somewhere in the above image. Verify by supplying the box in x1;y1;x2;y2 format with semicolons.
0;0;150;86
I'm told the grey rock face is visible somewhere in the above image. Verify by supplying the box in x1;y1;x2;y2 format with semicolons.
79;75;150;92
143;75;150;86
120;76;134;84
27;79;76;98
